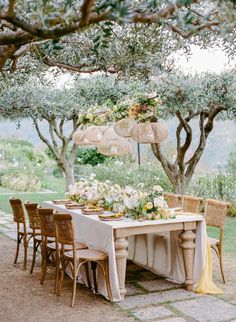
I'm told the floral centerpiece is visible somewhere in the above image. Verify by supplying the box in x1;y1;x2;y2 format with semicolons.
66;175;175;221
123;185;176;220
66;174;110;207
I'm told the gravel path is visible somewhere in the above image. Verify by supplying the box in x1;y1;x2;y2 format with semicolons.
0;233;134;322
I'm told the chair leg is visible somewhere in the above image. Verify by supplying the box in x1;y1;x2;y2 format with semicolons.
103;260;113;302
40;242;47;285
14;234;21;264
30;238;38;274
71;265;77;308
218;245;226;283
85;262;91;290
54;249;60;294
57;262;65;296
91;262;98;293
23;235;28;270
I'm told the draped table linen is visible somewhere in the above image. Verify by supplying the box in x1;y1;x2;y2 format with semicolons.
43;201;220;301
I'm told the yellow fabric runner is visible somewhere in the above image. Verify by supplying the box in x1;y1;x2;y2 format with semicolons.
194;239;223;294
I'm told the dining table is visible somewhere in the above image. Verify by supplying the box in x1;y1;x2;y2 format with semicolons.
43;201;205;302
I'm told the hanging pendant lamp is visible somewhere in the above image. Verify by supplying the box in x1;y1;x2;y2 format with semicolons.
130;122;168;144
114;118;137;138
84;125;107;143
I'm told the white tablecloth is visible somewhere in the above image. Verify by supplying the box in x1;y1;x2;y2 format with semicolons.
43;201;205;302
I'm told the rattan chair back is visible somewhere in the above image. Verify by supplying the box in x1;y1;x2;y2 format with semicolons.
204;199;230;228
54;213;75;246
182;195;202;213
38;207;56;238
25;202;41;230
164;192;182;208
9;198;26;224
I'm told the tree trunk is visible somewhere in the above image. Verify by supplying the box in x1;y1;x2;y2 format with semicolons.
174;175;191;195
63;162;75;191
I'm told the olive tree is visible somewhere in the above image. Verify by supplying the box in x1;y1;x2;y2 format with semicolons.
0;73;144;190
152;71;236;194
0;0;236;72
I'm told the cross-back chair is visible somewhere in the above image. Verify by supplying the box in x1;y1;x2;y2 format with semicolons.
164;192;182;209
9;198;33;269
204;198;230;283
38;207;58;288
38;207;87;293
54;213;112;307
182;195;202;213
24;201;41;274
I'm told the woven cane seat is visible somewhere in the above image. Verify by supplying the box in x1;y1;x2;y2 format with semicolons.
64;249;108;261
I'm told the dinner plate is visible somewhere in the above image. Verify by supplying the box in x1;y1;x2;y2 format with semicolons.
99;216;124;221
52;199;71;205
98;213;124;221
81;209;104;215
65;204;85;209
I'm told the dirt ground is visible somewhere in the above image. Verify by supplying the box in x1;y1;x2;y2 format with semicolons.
0;234;134;322
0;233;235;322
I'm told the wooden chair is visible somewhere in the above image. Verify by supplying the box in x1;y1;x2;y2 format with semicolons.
38;207;58;288
54;213;112;307
38;207;87;293
164;192;182;209
204;198;230;283
9;198;33;269
182;195;202;213
24;202;42;274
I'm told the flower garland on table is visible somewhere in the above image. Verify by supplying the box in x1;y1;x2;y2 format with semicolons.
66;175;176;221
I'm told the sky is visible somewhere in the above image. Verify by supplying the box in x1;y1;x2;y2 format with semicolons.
175;45;235;74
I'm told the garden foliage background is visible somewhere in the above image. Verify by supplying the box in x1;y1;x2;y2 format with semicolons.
0;137;235;216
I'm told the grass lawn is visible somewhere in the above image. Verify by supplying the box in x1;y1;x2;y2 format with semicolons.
0;176;65;213
208;217;236;256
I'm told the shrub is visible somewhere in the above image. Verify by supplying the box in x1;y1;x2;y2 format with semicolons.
76;148;108;166
187;173;236;202
0;138;54;191
76;160;172;192
227;203;236;217
1;167;42;191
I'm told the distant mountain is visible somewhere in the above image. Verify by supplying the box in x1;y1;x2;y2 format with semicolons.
0;118;235;171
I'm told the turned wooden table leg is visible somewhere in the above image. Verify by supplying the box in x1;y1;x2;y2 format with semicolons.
180;229;196;291
115;237;128;300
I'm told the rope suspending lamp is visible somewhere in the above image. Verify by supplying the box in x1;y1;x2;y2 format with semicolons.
72;95;169;161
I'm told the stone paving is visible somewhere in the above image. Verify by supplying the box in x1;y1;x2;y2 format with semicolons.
1;210;236;322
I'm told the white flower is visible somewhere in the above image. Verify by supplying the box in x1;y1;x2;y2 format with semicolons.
124;186;136;195
118;204;125;213
153;185;163;193
154;196;167;209
123;195;139;209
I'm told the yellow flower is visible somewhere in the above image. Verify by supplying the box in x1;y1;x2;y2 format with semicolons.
87;114;94;121
146;202;153;210
143;206;148;212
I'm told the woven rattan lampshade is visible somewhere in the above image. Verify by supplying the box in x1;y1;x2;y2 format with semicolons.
102;126;122;141
97;139;132;156
130;122;168;144
114;118;137;138
72;129;94;146
84;125;107;143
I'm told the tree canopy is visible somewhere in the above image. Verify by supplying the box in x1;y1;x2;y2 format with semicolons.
1;0;236;74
